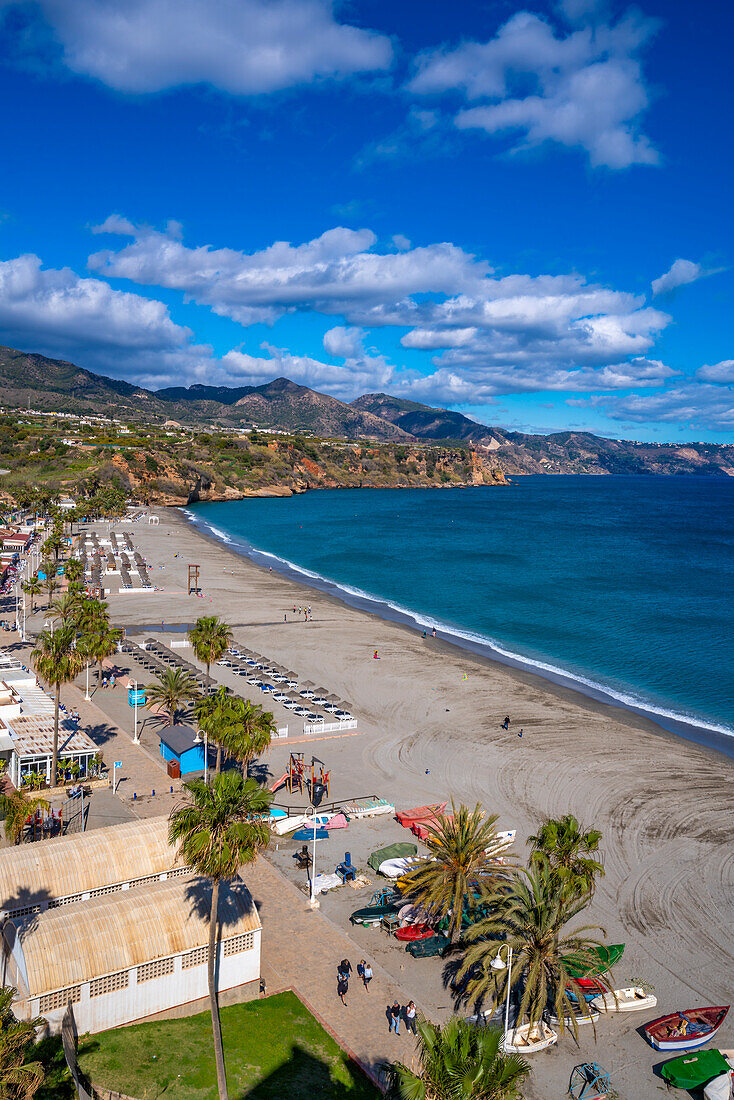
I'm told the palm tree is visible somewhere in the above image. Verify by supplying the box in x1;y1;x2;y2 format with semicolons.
64;558;84;585
230;700;276;780
188;616;233;690
0;985;45;1097
31;626;84;785
86;622;122;686
385;1016;529;1100
42;572;59;609
49;592;82;625
146;667;201;725
194;688;234;776
398;803;514;939
169;773;272;1100
0;789;50;845
528;814;604;899
22;577;41;613
457;862;611;1039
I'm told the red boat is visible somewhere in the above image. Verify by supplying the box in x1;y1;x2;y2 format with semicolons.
644;1006;729;1051
566;977;610;1003
395;923;434;942
396;802;447;826
412;815;453;840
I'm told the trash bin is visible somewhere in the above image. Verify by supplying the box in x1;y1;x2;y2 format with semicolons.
167;759;180;779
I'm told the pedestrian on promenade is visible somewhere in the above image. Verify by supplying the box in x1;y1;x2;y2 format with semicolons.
388;1001;401;1034
361;960;373;990
404;1001;417;1034
338;959;352;980
337;973;349;1006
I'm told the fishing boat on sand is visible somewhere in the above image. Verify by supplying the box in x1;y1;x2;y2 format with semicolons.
591;986;657;1013
644;1006;729;1052
394;923;434;942
547;1008;600;1028
661;1049;731;1090
504;1022;558;1054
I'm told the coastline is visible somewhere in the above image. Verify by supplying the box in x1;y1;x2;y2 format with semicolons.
107;503;733;1100
180;503;734;762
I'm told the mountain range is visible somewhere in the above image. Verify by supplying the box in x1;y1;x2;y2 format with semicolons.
1;343;732;477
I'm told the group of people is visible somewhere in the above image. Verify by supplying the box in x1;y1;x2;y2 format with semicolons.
336;959;417;1036
290;604;312;620
101;673;116;688
502;714;524;738
336;957;372;1005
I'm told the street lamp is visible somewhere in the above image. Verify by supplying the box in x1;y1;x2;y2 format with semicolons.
308;804;319;909
132;679;140;744
490;943;513;1050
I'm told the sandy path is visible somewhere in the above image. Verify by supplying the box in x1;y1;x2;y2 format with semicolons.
102;507;733;1099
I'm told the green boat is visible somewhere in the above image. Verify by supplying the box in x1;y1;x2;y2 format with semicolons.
661;1049;729;1090
350;902;399;925
406;933;450;958
367;842;417;873
566;944;624;978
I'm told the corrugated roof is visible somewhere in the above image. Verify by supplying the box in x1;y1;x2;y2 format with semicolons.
8;715;97;757
19;876;261;995
0;818;180;906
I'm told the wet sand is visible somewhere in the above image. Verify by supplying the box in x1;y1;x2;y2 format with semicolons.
107;506;733;1099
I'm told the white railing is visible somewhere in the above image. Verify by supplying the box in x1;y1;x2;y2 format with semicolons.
169;639;192;649
273;726;289;739
303;718;358;735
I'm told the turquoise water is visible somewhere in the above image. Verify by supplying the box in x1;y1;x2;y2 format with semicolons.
186;477;734;749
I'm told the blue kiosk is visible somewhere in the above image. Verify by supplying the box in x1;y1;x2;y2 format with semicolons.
158;724;206;777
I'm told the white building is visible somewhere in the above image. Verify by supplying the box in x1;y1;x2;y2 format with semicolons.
3;876;261;1034
0;819;262;1033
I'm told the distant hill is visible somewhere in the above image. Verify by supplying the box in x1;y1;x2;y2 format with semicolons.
158;377;411;439
0;343;732;476
352;392;500;445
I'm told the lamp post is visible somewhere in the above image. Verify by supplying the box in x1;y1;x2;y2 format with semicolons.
132;679;140;744
490;943;513;1050
308;804;319;909
84;660;91;701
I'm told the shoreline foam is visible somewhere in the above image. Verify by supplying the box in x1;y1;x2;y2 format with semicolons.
181;505;734;761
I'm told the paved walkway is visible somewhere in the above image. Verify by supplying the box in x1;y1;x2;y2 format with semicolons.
245;856;420;1089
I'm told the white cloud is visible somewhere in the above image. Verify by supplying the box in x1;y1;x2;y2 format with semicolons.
586;383;734;431
222;341;393;400
0;252;212;382
409;9;659;168
651;258;720;296
697;359;734;384
86;216;677;403
323;326;364;358
10;0;392;94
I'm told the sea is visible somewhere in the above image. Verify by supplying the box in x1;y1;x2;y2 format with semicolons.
184;476;734;757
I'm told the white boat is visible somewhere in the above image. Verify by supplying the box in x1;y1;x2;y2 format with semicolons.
547;1008;599;1027
504;1022;558;1054
379;856;422;878
591;986;658;1014
272;814;309;836
704;1071;733;1100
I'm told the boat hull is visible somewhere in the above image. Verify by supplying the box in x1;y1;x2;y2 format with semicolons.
591;987;658;1014
505;1023;558;1054
645;1006;729;1051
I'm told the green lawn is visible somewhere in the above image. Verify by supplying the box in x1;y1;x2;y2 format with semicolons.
71;992;379;1100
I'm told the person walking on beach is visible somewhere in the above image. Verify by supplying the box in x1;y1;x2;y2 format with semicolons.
518;728;523;738
388;1001;401;1034
404;1001;417;1034
503;715;510;730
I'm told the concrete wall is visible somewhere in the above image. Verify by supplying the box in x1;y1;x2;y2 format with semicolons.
28;931;261;1035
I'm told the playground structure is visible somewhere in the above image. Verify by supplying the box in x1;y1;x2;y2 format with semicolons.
270;753;331;804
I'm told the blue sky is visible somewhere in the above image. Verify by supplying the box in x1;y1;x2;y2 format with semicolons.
0;0;731;441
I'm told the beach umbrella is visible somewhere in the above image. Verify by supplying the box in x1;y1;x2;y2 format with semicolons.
338;700;354;711
326;693;340;702
302;680;315;689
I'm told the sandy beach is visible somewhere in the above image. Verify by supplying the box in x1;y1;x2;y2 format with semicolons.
105;505;733;1099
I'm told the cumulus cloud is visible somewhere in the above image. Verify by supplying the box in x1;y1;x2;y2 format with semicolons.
651;258;720;297
408;9;659;168
4;0;392;94
222;340;393;400
697;359;734;384
586;384;734;432
0;252;213;382
86;215;677;403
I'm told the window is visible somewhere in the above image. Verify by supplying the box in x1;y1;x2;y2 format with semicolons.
137;957;174;983
181;946;208;969
39;985;81;1013
90;970;129;997
223;932;255;956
